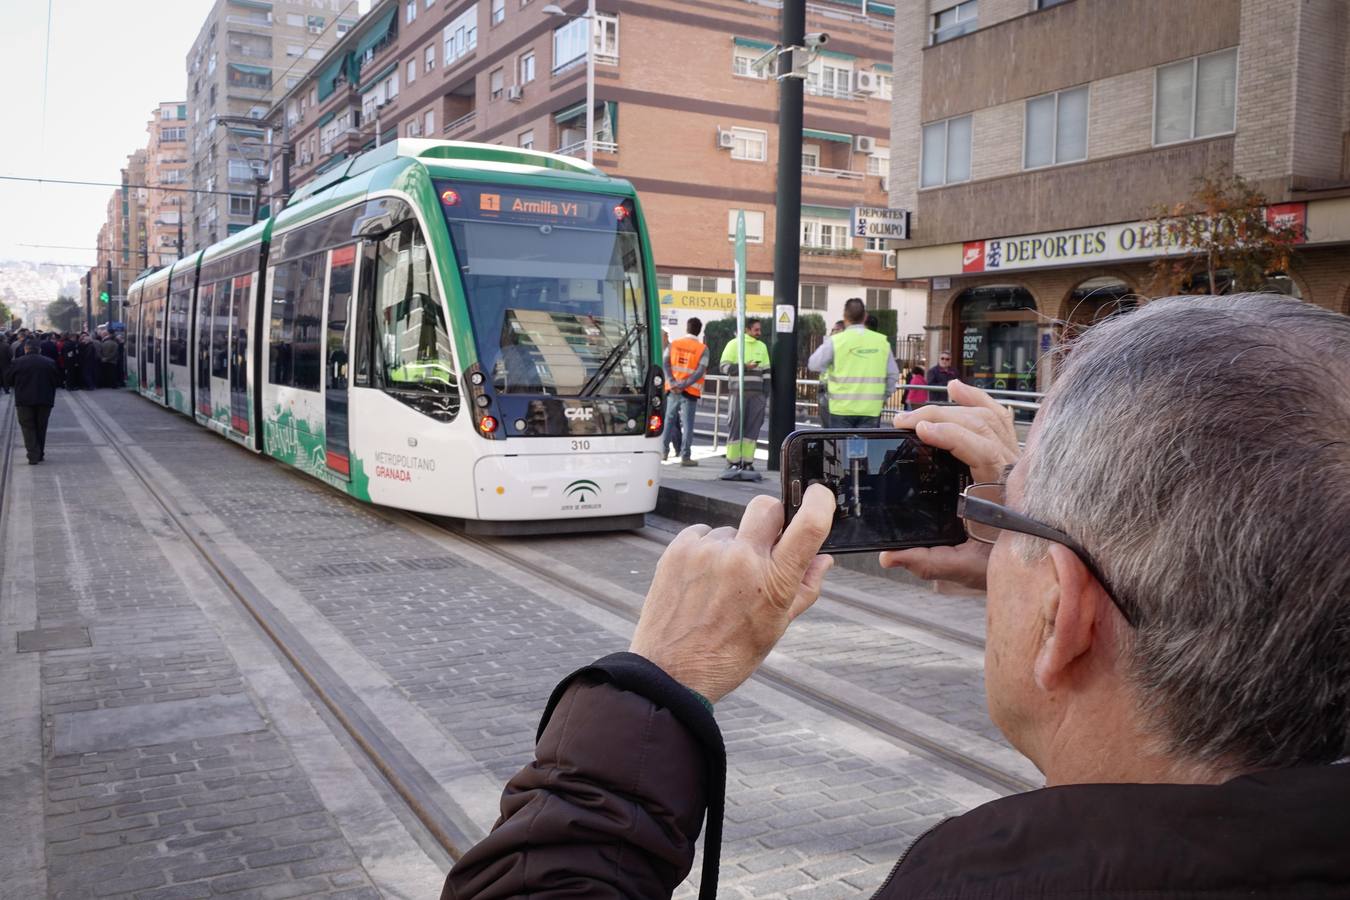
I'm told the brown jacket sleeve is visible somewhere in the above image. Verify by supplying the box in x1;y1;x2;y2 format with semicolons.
441;652;726;900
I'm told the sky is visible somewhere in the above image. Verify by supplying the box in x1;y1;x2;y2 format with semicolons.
0;0;218;270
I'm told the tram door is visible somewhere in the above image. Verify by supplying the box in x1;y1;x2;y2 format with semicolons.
229;275;251;435
154;300;167;399
323;245;356;479
137;302;149;390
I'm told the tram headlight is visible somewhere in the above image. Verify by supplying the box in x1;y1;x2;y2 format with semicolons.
470;371;485;386
479;415;499;434
475;394;491;408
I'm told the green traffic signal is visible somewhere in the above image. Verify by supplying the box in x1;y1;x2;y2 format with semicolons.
99;291;110;304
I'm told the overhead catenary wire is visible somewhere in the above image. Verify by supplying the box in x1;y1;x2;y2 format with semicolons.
0;175;242;197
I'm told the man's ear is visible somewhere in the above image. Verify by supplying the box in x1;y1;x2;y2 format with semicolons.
1033;543;1102;691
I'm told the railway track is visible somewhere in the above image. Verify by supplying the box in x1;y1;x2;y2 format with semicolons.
629;525;987;652
69;391;473;864
437;525;1036;796
0;393;17;518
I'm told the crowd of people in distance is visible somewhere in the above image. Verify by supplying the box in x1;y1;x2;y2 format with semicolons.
0;327;126;394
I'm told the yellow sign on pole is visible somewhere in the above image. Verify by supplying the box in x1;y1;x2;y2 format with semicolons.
660;290;773;315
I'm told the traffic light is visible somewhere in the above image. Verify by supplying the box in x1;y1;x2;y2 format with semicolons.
99;290;110;305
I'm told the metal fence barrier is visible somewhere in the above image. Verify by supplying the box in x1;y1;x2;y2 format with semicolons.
686;374;1044;453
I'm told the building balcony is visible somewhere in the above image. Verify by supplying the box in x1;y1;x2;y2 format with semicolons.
442;110;476;136
802;164;863;181
805;84;862;102
555;139;618;158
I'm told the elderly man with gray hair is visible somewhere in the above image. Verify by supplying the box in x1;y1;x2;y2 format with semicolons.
442;293;1350;900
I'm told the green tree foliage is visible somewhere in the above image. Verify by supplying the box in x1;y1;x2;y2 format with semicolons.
1148;167;1302;296
46;295;83;333
702;313;827;370
0;299;13;329
870;308;898;355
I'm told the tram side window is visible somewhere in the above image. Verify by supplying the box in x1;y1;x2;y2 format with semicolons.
211;280;230;379
169;286;191;366
371;223;459;420
197;282;215;390
126;302;137;358
269;262;297;386
291;254;324;391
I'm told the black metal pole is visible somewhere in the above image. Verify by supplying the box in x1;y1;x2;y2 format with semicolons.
177;217;184;259
105;259;114;328
769;0;805;471
84;273;93;332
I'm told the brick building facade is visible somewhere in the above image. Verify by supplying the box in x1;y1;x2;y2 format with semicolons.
145;102;190;270
890;0;1350;392
268;0;925;345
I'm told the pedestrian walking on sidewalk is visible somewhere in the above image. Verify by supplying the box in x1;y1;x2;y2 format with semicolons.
5;340;62;464
718;318;770;475
0;334;12;395
97;330;120;387
662;317;708;466
807;297;898;428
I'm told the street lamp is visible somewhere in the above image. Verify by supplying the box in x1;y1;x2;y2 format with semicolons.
542;0;597;164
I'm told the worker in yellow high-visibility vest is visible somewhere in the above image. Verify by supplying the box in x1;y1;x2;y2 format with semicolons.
719;319;770;473
807;297;898;428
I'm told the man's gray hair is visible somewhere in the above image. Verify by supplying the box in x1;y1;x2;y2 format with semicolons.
1022;293;1350;769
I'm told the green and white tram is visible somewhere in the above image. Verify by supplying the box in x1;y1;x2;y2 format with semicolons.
126;141;665;531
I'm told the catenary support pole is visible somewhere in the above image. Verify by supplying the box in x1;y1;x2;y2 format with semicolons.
84;272;92;332
769;0;806;471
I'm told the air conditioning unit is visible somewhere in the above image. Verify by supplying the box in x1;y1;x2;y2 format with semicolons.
855;135;876;153
882;250;897;269
507;85;524;102
855;70;879;94
717;128;735;150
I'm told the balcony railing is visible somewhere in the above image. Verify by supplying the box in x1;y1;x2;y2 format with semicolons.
555;139;618;158
442;110;476;134
805;83;862;101
802;164;863;181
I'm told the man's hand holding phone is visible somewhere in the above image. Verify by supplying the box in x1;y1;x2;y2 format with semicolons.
880;380;1020;590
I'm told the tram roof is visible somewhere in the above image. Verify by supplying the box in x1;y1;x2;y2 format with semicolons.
288;139;623;205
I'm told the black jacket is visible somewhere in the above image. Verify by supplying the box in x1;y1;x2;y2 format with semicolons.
444;654;1350;899
39;339;59;362
6;352;62;406
0;339;11;375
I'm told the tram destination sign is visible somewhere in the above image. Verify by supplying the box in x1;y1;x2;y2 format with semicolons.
438;181;629;228
851;206;911;241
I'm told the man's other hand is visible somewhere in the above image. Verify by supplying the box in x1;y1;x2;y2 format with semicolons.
630;486;835;702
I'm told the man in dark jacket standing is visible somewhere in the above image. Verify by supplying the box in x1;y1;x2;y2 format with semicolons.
0;335;12;394
78;334;99;391
6;340;62;464
441;294;1350;900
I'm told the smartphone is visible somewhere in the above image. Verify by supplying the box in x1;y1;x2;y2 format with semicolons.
781;429;970;554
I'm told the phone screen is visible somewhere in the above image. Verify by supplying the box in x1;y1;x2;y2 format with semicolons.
782;430;969;553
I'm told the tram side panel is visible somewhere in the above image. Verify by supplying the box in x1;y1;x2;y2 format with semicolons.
125;286;141;392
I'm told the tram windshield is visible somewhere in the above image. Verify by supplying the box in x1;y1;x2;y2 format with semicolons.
436;180;649;397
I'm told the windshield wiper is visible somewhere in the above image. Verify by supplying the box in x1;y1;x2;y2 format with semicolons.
579;322;644;397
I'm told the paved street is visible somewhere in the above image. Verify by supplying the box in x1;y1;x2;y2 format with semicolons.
0;388;1025;899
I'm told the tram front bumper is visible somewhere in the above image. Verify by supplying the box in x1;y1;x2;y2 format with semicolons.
472;451;661;520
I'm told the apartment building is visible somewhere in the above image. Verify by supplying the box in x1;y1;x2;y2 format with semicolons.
95;150;149;307
889;0;1350;392
145;102;190;269
268;0;922;342
185;0;356;249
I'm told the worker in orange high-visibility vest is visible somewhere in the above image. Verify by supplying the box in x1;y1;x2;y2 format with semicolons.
662;317;709;466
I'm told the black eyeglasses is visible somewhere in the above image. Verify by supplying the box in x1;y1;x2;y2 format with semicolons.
958;483;1138;628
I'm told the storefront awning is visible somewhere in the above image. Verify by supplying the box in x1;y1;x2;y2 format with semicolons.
801;205;851;220
353;6;397;60
803;128;851;144
733;36;775;51
229;62;272;77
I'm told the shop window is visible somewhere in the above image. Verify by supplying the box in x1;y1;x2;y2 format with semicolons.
656;274;673;291
800;283;828;311
1154;48;1237;146
954;285;1038;393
